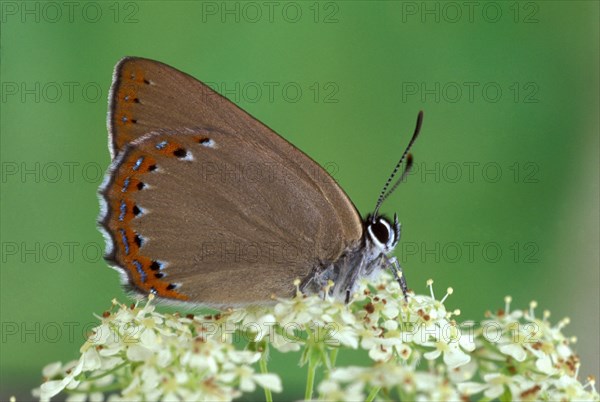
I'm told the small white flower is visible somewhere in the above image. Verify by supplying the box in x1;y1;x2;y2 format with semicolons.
481;373;515;399
422;339;471;368
447;359;477;383
498;342;527;362
41;362;63;379
39;359;84;401
456;381;489;395
273;293;324;327
318;379;365;401
270;328;302;352
253;373;282;393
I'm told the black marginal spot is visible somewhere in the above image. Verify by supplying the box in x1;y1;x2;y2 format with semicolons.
132;205;141;216
143;79;150;85
155;272;165;279
166;284;177;290
150;287;157;295
133;98;140;103
148;164;157;172
131;119;137;124
134;233;142;247
173;148;187;158
149;261;161;271
198;138;215;148
137;182;145;190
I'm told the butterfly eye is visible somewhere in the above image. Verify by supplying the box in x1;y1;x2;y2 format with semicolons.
372;220;390;244
367;218;397;251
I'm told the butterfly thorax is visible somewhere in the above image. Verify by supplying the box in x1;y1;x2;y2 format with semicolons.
299;215;400;303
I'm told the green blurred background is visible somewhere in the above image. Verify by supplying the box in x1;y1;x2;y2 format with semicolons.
1;1;598;400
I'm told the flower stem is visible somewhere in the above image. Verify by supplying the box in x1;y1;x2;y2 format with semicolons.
304;355;317;401
259;351;273;402
317;348;340;400
366;386;381;402
66;383;124;394
329;348;338;369
85;361;128;381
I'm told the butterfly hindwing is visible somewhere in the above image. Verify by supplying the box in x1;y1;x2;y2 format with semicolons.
99;127;363;306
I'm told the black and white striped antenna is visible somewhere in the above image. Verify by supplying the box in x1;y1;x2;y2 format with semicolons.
371;111;423;222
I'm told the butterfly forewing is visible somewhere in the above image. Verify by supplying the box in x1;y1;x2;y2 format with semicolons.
103;57;365;306
109;57;260;158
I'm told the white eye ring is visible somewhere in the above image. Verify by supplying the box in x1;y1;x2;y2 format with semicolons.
367;218;396;252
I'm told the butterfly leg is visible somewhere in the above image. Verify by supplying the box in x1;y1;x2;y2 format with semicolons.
387;256;409;302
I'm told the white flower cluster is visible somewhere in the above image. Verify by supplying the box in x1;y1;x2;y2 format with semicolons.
34;298;281;402
457;297;599;401
34;275;598;401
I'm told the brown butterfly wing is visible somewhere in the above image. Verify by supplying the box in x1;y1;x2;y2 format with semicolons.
100;127;363;306
110;57;274;158
104;57;364;305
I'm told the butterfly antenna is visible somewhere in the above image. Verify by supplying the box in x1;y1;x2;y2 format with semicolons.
381;153;414;202
372;111;423;222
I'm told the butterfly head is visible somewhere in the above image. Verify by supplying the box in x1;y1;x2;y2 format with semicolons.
366;214;400;253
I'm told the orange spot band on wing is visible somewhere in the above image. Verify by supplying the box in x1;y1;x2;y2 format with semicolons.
106;148;188;301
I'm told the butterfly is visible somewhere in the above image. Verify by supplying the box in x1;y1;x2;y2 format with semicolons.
99;57;423;307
